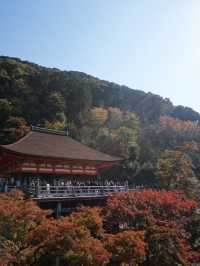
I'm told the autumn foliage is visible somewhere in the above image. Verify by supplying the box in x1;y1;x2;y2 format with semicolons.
105;230;146;265
0;189;200;266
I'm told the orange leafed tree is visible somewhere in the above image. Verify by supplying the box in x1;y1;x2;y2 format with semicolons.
0;189;51;265
103;189;198;265
0;190;110;266
68;206;104;238
105;230;146;266
0;189;199;266
104;189;197;232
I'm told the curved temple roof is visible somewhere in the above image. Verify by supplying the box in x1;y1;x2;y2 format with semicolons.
0;128;121;162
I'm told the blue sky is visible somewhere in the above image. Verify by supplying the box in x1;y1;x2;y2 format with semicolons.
1;0;200;111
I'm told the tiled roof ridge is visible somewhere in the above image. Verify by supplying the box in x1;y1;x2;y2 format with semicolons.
31;126;68;136
0;127;122;162
4;131;32;148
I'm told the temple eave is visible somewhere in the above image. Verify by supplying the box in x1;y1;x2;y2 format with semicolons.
0;128;127;207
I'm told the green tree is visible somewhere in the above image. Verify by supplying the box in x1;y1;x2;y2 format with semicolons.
156;149;200;198
88;107;108;128
0;98;13;126
4;116;30;143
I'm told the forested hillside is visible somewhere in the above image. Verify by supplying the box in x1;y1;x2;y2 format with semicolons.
1;56;200;194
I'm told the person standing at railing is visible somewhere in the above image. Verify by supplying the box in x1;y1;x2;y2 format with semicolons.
46;183;50;196
125;180;129;191
16;180;21;188
3;181;8;193
10;177;15;186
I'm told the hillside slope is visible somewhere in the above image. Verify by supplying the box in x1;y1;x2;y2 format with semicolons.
1;56;199;129
1;56;200;188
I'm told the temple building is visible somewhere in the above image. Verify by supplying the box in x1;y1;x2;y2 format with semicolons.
0;127;127;214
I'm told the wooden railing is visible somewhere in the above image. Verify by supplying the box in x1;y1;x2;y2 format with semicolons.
25;185;128;199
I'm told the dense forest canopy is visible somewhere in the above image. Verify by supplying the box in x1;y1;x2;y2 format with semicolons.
1;56;200;193
1;189;200;266
1;56;200;129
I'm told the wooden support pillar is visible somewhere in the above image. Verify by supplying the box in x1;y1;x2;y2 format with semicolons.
55;202;62;218
55;256;60;266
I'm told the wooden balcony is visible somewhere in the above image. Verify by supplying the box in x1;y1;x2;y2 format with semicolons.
31;185;127;200
6;185;128;201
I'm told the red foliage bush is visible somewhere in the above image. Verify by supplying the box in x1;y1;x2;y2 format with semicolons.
105;230;146;265
104;189;197;232
0;189;199;266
